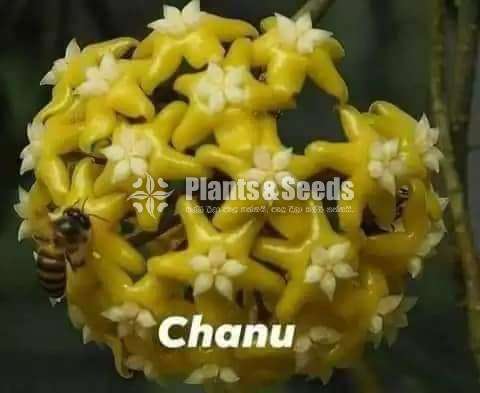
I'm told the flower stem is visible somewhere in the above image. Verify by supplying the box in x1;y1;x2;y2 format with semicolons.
431;0;480;374
294;0;336;22
450;0;479;184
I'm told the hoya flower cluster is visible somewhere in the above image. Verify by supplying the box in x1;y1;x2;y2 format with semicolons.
17;1;446;390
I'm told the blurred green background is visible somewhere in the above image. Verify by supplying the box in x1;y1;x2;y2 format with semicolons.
0;0;479;392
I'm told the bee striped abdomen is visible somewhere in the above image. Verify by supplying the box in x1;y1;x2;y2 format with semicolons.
35;251;66;299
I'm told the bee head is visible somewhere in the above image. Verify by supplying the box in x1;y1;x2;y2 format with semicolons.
53;208;91;246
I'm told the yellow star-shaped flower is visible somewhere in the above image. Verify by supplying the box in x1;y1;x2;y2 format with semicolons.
93;102;211;231
32;101;85;205
195;114;318;235
148;197;285;317
37;38;141;122
171;38;292;153
134;0;258;94
367;101;442;174
252;13;348;101
306;105;410;234
253;200;358;321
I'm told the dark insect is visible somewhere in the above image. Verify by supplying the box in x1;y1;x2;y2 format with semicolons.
34;207;92;306
395;185;410;220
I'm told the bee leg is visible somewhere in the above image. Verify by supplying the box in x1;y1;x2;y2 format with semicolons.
64;251;77;272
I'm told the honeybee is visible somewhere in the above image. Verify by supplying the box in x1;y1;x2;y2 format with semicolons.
33;207;92;306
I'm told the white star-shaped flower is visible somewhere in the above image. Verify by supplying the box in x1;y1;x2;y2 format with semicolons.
20;121;46;175
275;13;332;55
125;355;157;380
14;187;35;242
185;364;240;384
40;38;82;86
195;63;249;114
102;302;157;339
304;242;357;301
369;295;417;347
243;148;295;187
294;326;341;371
102;127;152;183
408;217;447;278
414;114;444;172
190;246;247;301
368;139;406;195
148;0;204;36
75;53;121;97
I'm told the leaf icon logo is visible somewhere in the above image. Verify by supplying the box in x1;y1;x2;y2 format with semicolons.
128;173;173;218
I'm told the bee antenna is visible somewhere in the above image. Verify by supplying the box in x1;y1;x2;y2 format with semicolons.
81;198;88;212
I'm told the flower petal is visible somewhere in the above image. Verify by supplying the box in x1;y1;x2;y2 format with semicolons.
333;263;357;279
102;145;125;161
297;29;332;54
190;255;211;272
377;295;403;316
20;153;35;175
275;13;297;47
122;302;141;319
272;148;293;171
370;141;385;160
408;257;423;279
242;168;267;183
112;160;131;183
40;70;57;86
380;171;396;195
182;0;203;26
18;220;31;242
253;148;273;171
304;265;323;284
134;138;152;158
368;160;384;179
131;157;148;177
215;275;234;300
100;53;120;82
320;272;336;301
102;306;125;322
309;326;341;345
311;245;328;265
82;326;93;344
219;367;240;383
193;273;214;296
220;259;246;277
209;246;227;267
328;242;350;262
185;367;207;384
207;89;226;113
136;310;156;328
66;38;81;59
369;315;383;334
294;335;312;353
295;13;313;34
